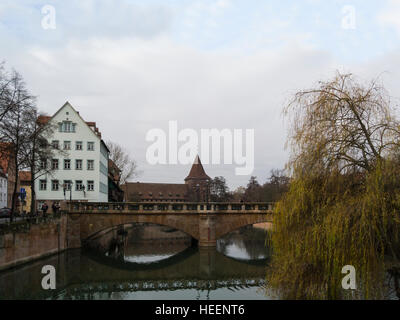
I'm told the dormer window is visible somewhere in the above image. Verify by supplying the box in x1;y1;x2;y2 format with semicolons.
59;121;76;133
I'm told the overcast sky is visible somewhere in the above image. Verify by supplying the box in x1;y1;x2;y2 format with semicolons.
1;0;400;189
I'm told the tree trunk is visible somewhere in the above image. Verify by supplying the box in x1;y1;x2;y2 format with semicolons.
30;167;36;215
10;155;18;223
30;139;36;215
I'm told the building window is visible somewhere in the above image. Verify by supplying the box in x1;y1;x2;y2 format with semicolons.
76;141;82;150
59;121;76;133
87;180;94;191
40;159;47;170
64;141;71;150
52;180;59;191
87;160;94;170
64;159;71;170
39;180;47;191
87;142;94;151
76;159;83;170
75;180;83;191
51;140;59;149
63;180;72;191
52;159;59;170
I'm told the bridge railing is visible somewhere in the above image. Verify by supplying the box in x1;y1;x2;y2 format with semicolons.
65;202;275;214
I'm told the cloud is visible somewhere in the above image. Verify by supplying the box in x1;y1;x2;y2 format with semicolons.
5;35;339;188
2;1;400;189
0;0;173;45
378;0;400;35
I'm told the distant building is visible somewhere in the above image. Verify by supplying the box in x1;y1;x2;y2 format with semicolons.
0;166;7;208
122;155;211;202
35;102;109;207
0;142;17;209
184;155;211;202
108;159;124;202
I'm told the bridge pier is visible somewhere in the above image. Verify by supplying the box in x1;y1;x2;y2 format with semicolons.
198;247;216;276
198;214;217;247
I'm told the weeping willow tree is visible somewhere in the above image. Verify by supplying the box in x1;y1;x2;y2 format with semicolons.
267;72;400;299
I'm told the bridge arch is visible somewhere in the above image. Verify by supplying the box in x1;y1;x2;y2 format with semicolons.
76;213;200;244
215;214;272;241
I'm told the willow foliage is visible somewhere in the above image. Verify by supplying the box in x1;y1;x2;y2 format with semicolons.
267;73;400;299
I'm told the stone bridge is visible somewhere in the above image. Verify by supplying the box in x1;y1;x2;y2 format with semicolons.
65;202;274;248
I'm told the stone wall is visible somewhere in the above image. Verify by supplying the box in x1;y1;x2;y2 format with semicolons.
0;215;68;271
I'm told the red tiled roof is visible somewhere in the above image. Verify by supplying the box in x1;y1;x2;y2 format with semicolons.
185;155;211;181
122;182;188;201
19;171;31;182
37;115;52;125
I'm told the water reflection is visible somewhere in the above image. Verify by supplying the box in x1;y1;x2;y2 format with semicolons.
217;225;271;261
0;224;272;300
1;222;398;300
94;223;270;265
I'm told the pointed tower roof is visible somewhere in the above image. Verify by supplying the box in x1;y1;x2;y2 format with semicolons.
185;155;211;181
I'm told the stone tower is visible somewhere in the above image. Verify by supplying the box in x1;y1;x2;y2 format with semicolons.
185;155;211;202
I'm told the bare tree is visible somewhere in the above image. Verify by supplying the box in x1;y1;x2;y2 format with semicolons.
0;62;16;124
106;141;139;184
20;110;62;214
0;70;35;220
284;72;400;175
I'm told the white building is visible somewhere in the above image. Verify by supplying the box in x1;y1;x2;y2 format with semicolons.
0;167;7;208
35;102;109;205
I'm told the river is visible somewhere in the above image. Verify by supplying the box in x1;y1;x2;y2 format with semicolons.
0;224;272;300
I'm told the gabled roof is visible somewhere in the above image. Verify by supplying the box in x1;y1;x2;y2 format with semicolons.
122;182;188;201
38;101;110;153
185;155;211;181
38;101;103;139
